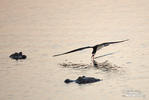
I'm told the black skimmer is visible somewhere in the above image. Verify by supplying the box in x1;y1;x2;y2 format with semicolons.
53;39;128;60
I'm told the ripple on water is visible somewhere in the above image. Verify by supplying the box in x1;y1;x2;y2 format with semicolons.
59;60;121;72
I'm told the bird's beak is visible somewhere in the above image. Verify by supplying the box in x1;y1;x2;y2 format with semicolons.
91;54;94;61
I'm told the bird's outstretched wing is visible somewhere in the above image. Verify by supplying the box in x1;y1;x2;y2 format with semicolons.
97;39;129;46
53;46;92;57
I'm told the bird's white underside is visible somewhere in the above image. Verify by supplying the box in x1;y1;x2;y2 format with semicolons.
97;45;104;51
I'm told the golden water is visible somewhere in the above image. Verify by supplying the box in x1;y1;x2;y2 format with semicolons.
0;0;149;100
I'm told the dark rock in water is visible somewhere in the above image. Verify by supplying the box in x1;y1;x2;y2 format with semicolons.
9;52;27;60
64;76;101;84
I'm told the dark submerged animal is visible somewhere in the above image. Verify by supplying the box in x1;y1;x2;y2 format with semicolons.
64;76;102;84
9;52;27;60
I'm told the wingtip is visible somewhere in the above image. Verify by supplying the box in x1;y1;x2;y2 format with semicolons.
120;39;129;42
52;54;62;57
125;39;129;41
52;55;56;57
52;55;57;57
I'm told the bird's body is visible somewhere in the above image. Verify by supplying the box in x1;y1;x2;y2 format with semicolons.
53;39;128;60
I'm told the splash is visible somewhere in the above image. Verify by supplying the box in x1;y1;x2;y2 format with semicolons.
93;60;121;72
60;62;89;69
59;60;121;72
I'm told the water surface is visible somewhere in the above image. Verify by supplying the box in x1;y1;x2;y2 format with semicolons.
0;0;149;100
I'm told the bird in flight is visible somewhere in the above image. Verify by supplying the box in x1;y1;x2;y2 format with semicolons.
53;39;129;60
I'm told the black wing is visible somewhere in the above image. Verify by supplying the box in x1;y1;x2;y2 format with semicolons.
97;39;129;46
53;46;93;57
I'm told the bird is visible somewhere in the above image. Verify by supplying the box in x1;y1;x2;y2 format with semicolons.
53;39;129;60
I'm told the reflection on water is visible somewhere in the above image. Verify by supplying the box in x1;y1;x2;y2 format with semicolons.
60;60;121;72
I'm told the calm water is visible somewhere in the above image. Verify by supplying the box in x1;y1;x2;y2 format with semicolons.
0;0;149;100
